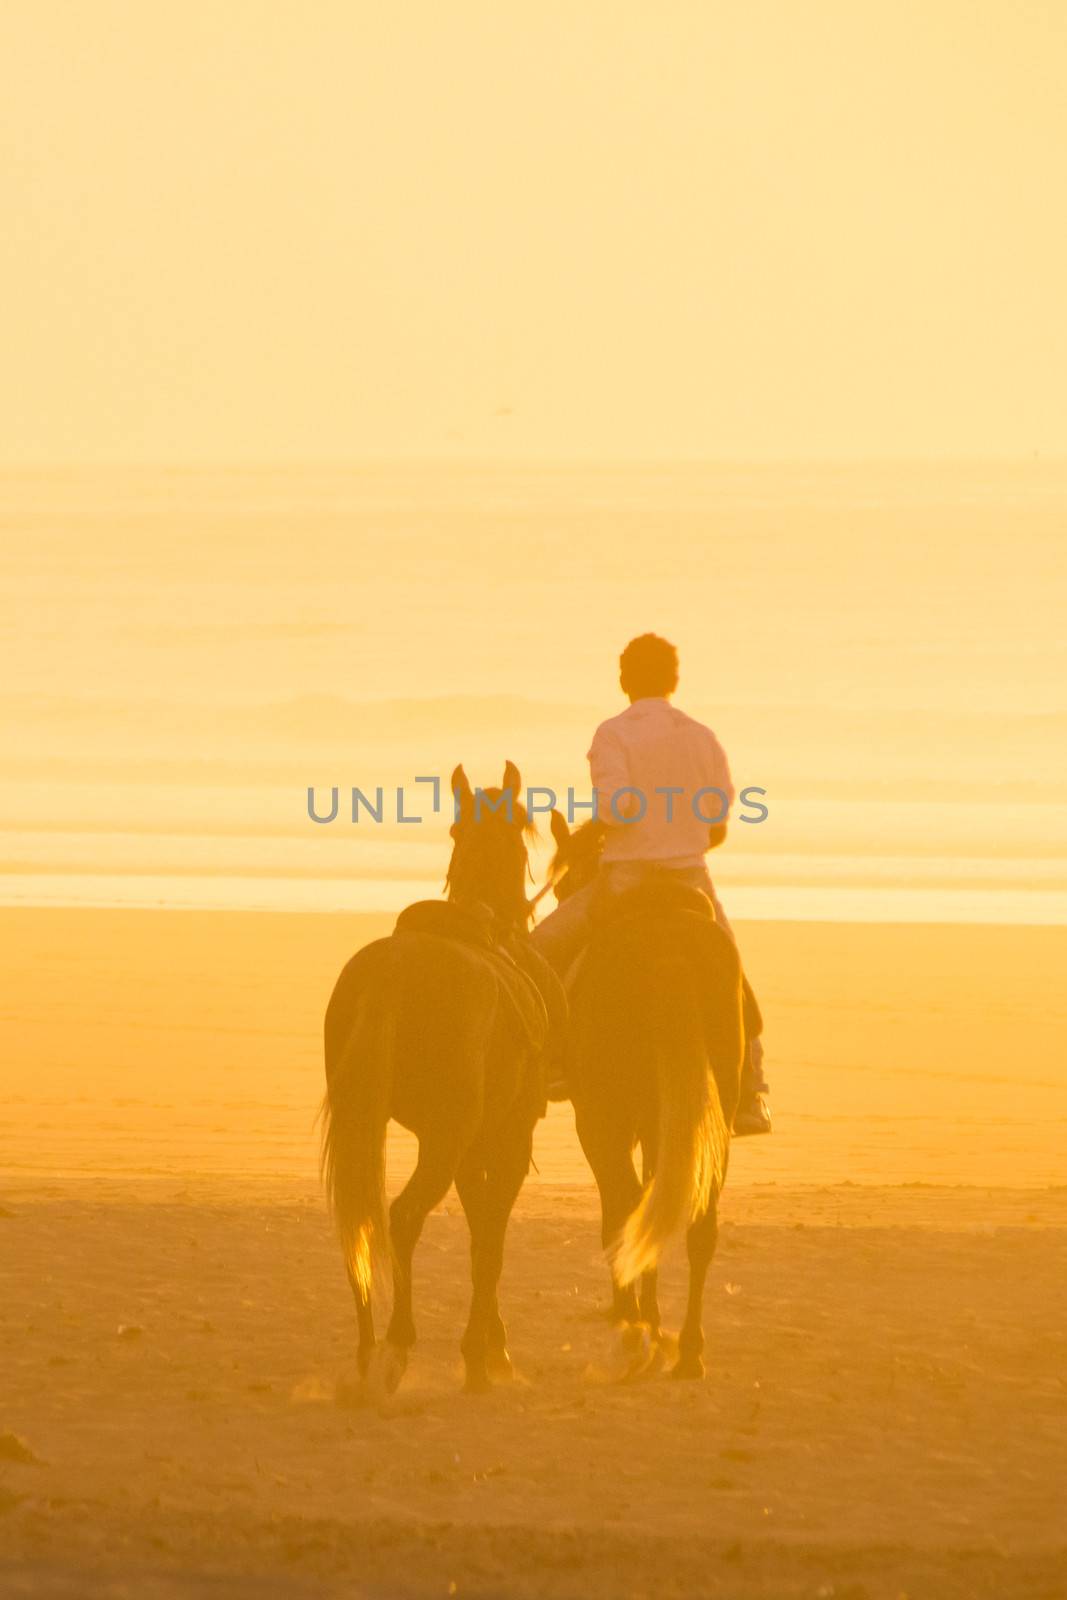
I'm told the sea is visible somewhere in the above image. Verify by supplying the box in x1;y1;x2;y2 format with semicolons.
3;460;1065;926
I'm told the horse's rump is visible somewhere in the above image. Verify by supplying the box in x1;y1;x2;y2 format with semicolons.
572;906;744;1120
322;930;525;1295
324;925;555;1144
569;903;744;1283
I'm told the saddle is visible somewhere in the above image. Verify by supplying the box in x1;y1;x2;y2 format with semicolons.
393;900;566;1074
394;898;498;951
595;877;716;926
575;877;763;1042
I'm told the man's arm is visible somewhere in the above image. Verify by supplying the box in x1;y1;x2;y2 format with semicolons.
703;728;734;850
588;725;637;823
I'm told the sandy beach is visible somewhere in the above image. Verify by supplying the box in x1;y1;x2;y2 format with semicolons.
2;908;1065;1596
1;1177;1065;1600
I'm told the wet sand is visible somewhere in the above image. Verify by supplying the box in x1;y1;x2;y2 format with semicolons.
1;908;1066;1596
2;908;1065;1187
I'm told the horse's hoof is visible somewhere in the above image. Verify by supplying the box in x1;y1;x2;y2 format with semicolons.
643;1330;676;1376
382;1346;407;1395
654;1329;679;1366
463;1367;493;1395
608;1322;656;1383
366;1342;407;1397
487;1348;515;1383
670;1353;705;1381
334;1368;366;1407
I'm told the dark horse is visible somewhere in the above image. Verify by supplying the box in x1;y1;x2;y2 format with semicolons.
546;815;745;1379
321;763;562;1394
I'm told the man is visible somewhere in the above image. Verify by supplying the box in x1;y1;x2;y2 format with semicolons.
532;632;772;1136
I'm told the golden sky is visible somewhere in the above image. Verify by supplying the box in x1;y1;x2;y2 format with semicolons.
3;1;1065;463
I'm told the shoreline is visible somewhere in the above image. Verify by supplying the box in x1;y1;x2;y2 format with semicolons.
4;1171;1067;1219
3;879;1065;925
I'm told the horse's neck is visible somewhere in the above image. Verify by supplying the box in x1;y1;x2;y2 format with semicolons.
450;889;526;946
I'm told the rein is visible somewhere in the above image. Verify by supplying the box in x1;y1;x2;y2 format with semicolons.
527;864;567;916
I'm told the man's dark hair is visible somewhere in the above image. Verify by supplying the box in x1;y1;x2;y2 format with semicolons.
619;633;679;698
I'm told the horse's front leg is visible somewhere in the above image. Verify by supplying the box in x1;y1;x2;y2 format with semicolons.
674;1194;720;1380
460;1124;531;1393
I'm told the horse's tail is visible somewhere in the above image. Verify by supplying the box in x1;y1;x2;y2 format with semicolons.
320;988;394;1301
609;953;729;1287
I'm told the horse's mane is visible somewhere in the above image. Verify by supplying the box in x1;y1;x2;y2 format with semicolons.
548;818;606;890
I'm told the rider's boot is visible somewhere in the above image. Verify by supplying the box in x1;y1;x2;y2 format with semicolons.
733;1035;772;1136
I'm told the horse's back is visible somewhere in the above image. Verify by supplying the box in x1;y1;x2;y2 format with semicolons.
326;931;499;1057
577;902;740;1020
570;904;743;1122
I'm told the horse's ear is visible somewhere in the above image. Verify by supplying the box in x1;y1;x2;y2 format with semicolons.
549;809;570;851
451;764;473;820
502;760;521;796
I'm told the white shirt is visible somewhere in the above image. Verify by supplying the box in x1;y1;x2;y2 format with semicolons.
588;698;734;866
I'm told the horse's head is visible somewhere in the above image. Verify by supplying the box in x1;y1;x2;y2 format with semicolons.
543;813;606;903
446;761;536;931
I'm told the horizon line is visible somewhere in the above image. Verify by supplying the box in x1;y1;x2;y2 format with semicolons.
2;453;1066;476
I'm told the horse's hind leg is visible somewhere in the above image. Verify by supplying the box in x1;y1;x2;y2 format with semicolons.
637;1148;662;1341
459;1125;531;1393
345;1264;376;1377
674;1195;720;1380
453;1157;507;1381
377;1134;459;1392
576;1117;643;1325
638;1269;662;1341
